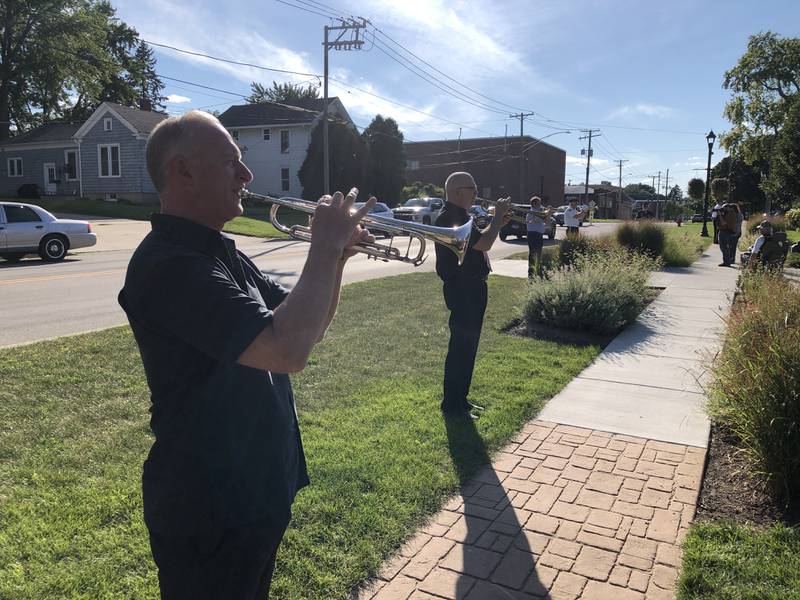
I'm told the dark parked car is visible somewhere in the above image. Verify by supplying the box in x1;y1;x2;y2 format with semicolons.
691;213;705;223
467;205;490;228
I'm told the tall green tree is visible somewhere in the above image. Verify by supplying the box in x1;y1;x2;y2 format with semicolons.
362;115;406;207
0;0;163;138
667;184;683;203
401;181;444;200
624;183;655;197
762;97;800;208
711;155;767;211
687;178;705;213
246;81;320;104
721;32;800;164
298;120;367;201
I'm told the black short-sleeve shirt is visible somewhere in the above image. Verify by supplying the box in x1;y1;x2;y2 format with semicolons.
434;202;489;281
118;214;309;534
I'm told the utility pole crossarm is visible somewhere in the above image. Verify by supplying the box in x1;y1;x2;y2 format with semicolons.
322;17;368;195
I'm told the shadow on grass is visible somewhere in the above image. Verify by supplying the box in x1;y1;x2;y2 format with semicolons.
445;415;547;597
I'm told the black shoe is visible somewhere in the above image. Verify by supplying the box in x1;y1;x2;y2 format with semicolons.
718;262;729;267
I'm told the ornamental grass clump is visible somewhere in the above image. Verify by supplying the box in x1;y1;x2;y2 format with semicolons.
615;220;666;258
523;249;658;335
709;269;800;502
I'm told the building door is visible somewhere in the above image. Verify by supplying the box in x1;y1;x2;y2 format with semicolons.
43;162;58;195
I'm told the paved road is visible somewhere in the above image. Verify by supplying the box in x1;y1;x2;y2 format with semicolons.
0;217;618;348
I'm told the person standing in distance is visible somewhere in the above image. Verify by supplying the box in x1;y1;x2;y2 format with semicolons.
434;172;510;419
118;110;374;599
525;196;551;278
563;198;586;237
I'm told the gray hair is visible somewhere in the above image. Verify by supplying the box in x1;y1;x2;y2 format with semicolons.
146;110;221;192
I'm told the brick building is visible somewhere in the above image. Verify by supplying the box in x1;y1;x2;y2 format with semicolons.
404;136;566;205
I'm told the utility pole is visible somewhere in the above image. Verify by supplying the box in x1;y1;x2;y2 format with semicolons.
616;159;628;216
664;168;670;220
323;17;367;195
656;171;661;219
510;112;535;202
579;129;601;207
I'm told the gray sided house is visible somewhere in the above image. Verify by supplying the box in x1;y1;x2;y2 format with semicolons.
0;102;167;204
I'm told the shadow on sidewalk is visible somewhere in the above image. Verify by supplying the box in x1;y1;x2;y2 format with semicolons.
445;416;547;598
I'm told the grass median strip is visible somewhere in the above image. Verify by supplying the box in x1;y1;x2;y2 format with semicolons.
0;272;600;599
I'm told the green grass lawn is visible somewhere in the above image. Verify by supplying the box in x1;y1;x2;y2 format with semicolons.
678;522;800;600
5;196;288;239
0;273;600;599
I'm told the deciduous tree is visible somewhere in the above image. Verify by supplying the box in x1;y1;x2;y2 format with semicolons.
362;115;405;207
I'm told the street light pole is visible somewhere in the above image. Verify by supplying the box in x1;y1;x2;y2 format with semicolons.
701;130;716;237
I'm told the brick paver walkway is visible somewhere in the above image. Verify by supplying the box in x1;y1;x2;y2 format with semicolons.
359;420;704;600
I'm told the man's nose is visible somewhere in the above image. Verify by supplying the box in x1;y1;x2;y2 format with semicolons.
239;163;253;182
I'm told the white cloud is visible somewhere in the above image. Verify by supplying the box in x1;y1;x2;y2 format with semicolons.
166;94;191;103
607;103;675;121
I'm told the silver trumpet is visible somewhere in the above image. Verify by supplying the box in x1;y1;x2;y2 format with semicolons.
480;197;551;224
240;190;472;266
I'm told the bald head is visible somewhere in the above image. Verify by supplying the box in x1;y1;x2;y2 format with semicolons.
445;171;477;209
146;110;224;193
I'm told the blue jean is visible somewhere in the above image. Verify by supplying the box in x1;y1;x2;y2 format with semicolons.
719;230;737;265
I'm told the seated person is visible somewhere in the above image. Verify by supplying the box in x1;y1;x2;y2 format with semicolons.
746;220;789;269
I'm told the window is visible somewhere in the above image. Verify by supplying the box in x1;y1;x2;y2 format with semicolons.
7;157;22;177
231;129;239;140
281;168;290;192
408;159;420;170
263;128;271;141
98;144;121;177
64;150;78;180
103;117;112;131
280;130;289;154
4;205;41;223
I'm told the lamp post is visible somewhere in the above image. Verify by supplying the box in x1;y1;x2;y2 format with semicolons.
701;129;716;237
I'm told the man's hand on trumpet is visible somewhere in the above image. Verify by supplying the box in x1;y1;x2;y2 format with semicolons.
311;187;376;260
491;197;513;227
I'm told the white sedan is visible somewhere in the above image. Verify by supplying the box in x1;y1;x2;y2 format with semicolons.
0;202;97;262
354;201;395;238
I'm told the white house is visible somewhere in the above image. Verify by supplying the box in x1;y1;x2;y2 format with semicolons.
218;98;354;199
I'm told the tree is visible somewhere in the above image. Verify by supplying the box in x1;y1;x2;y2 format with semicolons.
762;97;800;209
0;0;163;138
711;178;730;203
721;32;800;162
401;181;444;200
687;178;705;213
247;81;320;104
298;120;367;201
624;183;655;197
361;115;406;207
667;185;684;203
710;155;767;211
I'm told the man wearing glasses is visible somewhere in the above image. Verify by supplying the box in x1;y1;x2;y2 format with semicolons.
434;172;510;419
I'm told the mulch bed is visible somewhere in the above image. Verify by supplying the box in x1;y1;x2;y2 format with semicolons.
696;422;800;527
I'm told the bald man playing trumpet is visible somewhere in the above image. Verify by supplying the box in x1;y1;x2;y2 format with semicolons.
434;172;510;418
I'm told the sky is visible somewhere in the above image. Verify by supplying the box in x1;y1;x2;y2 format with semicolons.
113;0;800;191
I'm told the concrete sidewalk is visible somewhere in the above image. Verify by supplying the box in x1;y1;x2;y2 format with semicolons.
361;251;739;600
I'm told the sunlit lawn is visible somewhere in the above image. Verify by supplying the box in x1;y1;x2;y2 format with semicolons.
0;272;600;599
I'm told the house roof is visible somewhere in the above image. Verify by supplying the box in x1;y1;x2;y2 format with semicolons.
2;123;82;145
103;103;168;134
219;98;340;127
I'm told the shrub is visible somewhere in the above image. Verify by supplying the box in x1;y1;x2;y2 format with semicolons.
662;237;697;267
785;207;800;230
688;178;705;202
738;230;758;252
523;249;659;335
557;234;618;267
16;183;40;198
709;270;800;501
746;214;787;233
615;221;666;258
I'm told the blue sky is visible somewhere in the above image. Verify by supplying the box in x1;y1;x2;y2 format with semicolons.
114;0;800;191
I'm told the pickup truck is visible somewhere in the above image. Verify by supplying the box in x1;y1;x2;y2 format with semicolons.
391;197;444;225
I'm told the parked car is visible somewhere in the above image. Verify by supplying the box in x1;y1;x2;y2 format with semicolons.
391;197;443;225
499;204;557;241
691;213;705;223
467;204;490;228
354;201;394;237
0;202;96;262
